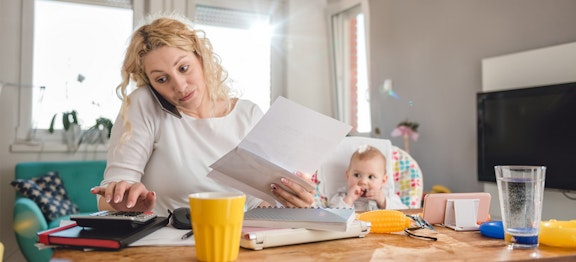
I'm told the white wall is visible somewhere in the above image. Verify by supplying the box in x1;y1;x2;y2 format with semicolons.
481;42;576;220
482;42;576;92
285;0;332;116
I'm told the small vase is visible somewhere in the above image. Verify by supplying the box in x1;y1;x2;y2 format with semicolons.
63;124;81;151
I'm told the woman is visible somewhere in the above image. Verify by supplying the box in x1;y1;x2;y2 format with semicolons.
90;15;315;215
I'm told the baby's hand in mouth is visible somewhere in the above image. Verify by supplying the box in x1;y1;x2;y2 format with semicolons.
361;188;368;197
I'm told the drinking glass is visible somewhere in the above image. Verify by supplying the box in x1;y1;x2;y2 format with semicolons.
495;165;545;249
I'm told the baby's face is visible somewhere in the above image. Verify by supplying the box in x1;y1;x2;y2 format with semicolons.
346;158;387;194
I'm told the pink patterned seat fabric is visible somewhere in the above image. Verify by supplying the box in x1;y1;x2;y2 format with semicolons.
392;146;423;208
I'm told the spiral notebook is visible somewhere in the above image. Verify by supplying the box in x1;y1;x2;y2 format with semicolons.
241;219;370;250
243;207;355;232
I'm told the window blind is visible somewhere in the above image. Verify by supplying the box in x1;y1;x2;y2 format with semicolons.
195;5;269;30
57;0;132;9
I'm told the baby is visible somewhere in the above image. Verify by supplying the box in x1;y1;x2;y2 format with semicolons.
329;144;407;210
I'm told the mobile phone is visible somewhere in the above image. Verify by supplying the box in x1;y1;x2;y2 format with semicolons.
70;210;158;229
421;192;491;225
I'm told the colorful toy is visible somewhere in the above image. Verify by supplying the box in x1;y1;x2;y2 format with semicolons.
357;210;412;233
540;219;576;247
480;219;576;248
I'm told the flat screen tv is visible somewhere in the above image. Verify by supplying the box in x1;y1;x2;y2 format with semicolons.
477;81;576;191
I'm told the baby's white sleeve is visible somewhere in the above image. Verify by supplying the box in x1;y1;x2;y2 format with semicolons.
385;192;409;209
328;187;353;208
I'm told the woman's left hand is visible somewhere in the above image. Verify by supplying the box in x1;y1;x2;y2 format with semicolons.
270;171;315;207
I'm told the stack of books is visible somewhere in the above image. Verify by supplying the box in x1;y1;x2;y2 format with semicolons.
240;207;370;250
243;207;356;232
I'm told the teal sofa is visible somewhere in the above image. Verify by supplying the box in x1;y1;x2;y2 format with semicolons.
13;160;106;262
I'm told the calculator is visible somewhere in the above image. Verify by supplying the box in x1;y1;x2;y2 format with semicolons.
70;210;158;229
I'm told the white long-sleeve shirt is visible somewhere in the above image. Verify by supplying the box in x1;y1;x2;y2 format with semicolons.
101;86;264;216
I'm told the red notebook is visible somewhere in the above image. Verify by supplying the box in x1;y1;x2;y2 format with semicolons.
37;216;169;250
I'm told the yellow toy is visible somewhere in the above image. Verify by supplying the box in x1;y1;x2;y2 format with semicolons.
430;185;451;193
357;210;412;233
540;219;576;247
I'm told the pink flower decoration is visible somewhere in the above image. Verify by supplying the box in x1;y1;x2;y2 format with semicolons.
391;125;419;142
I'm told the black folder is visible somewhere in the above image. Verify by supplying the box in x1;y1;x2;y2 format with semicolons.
38;216;169;250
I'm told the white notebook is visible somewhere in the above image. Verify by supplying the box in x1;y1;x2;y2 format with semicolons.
243;207;355;232
240;219;371;250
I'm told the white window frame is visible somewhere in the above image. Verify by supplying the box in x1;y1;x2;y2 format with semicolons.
327;0;371;136
15;0;36;145
14;0;285;152
12;0;132;152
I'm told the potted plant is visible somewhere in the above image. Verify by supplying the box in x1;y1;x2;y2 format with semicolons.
92;117;113;139
80;117;113;144
48;110;79;134
48;110;81;151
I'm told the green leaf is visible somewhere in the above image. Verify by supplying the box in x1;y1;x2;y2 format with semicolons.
63;112;71;131
48;114;57;133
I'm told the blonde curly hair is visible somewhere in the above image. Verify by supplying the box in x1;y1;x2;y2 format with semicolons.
116;14;231;142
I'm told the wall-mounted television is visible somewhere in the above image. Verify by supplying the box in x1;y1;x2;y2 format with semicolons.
477;82;576;191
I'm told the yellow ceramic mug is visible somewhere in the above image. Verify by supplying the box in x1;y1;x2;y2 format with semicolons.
189;192;246;262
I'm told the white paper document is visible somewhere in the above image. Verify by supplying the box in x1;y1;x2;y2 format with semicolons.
208;96;352;205
130;225;195;247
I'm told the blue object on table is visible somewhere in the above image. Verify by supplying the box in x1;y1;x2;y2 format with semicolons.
479;220;504;239
507;228;539;245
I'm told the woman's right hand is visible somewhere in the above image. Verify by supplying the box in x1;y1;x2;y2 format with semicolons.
90;181;156;212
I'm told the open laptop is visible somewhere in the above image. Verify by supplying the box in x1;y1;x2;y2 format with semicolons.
240;219;371;250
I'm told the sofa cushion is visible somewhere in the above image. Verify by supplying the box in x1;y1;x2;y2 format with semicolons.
11;171;78;221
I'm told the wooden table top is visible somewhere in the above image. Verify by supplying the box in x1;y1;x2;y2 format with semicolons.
51;210;576;262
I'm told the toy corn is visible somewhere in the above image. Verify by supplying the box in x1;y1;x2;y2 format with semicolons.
357;210;412;233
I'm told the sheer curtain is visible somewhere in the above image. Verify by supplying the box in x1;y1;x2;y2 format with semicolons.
327;0;371;135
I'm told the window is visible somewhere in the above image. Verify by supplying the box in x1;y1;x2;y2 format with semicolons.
194;5;272;111
15;0;282;149
328;1;371;135
17;0;133;143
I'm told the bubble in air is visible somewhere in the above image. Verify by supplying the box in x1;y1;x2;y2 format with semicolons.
381;79;400;99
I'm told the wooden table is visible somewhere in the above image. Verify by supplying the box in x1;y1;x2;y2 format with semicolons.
51;210;576;262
